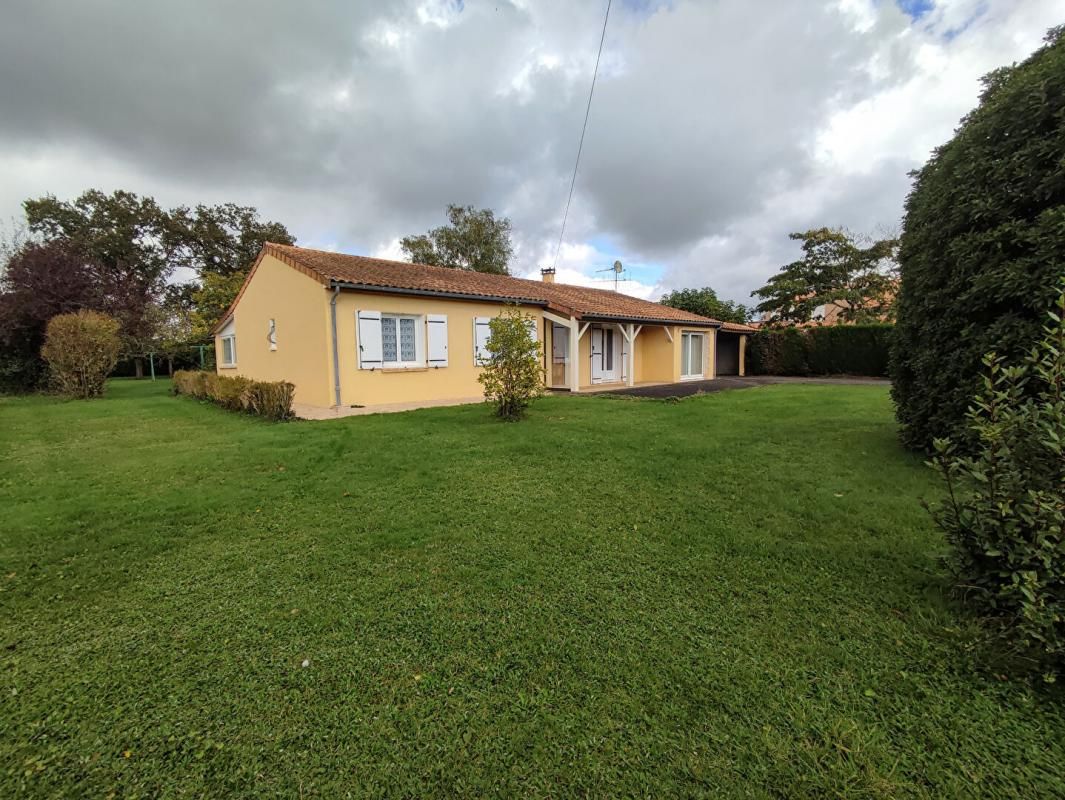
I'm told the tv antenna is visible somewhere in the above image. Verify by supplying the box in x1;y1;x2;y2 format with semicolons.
596;259;626;291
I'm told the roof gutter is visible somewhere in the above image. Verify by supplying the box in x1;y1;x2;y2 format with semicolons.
579;314;721;328
328;280;549;308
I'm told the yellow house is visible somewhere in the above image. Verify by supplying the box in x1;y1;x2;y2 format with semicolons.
213;243;753;412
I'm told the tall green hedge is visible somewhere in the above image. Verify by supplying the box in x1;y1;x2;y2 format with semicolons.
890;28;1065;450
748;325;893;377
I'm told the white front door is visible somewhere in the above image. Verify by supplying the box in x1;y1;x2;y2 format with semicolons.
590;326;620;383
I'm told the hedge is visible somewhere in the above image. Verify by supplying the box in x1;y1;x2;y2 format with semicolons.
890;28;1065;450
172;370;295;421
748;324;893;377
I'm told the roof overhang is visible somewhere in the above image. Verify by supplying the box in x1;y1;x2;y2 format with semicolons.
578;313;721;328
328;279;551;308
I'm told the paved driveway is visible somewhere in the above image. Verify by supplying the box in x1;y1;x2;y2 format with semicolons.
593;375;889;399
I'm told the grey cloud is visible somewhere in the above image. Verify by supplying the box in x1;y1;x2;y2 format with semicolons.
0;0;1056;301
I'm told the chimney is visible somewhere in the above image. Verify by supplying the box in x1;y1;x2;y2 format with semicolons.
540;267;556;284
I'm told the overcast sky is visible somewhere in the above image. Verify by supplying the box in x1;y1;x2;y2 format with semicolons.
1;0;1062;303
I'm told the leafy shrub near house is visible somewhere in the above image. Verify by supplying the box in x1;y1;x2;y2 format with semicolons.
748;325;892;377
40;310;122;399
477;305;544;420
927;288;1065;673
172;370;294;420
891;27;1065;450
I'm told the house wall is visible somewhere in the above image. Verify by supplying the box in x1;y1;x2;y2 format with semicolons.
213;254;332;407
332;291;544;407
638;326;677;383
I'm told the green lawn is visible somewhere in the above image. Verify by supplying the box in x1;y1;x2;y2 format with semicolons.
2;380;1063;798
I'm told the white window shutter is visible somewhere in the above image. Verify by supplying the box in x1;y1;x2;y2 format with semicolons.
357;310;383;369
525;318;538;342
426;314;448;367
474;317;492;365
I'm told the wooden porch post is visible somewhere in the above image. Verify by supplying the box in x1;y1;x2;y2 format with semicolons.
626;323;635;386
569;320;580;392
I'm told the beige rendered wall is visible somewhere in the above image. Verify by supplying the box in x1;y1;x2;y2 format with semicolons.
333;292;544;407
214;254;332;407
637;326;677;383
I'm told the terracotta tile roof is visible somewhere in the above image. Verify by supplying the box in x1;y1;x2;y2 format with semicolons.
251;243;753;329
720;321;757;332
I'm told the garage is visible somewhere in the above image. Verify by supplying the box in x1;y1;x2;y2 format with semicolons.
715;331;742;376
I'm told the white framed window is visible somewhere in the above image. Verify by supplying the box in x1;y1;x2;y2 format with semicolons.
221;334;237;366
380;313;424;368
680;331;704;379
358;310;446;370
218;318;237;367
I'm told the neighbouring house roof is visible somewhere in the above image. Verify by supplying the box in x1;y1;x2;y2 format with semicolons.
215;243;757;333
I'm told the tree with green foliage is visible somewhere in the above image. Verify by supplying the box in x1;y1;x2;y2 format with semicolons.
167;202;295;279
891;28;1065;450
477;306;544;420
752;228;898;326
401;205;513;275
927;285;1065;675
190;272;247;341
41;310;122;399
24;190;170;376
173;204;294;337
660;287;749;324
22;190;295;373
153;284;197;375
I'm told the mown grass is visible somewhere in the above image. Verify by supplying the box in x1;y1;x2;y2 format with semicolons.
1;379;1063;798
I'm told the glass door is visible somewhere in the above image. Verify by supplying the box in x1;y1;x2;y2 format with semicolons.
681;332;704;379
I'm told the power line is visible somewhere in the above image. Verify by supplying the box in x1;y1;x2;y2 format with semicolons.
552;0;612;271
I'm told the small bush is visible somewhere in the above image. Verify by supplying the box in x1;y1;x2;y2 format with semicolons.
40;310;121;398
477;306;544;420
242;380;296;421
927;287;1065;674
173;369;294;420
171;370;207;398
748;325;892;377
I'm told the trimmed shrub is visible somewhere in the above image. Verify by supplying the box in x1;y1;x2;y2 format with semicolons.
927;287;1065;674
171;369;205;398
891;28;1065;450
748;325;892;377
40;310;121;398
477;305;544;420
242;380;296;421
173;370;294;420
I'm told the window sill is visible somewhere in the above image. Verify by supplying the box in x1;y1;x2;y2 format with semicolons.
381;366;429;373
220;364;238;370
